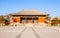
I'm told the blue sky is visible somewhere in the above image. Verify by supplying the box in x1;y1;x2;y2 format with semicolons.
0;0;60;18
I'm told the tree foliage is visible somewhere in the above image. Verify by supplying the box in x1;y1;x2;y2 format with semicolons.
51;17;59;25
46;15;51;21
0;15;5;21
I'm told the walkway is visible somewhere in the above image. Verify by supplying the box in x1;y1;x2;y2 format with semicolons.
0;26;60;38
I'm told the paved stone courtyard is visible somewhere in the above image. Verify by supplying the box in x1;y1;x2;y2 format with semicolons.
0;24;60;38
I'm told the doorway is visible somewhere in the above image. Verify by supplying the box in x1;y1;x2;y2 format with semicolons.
20;17;38;23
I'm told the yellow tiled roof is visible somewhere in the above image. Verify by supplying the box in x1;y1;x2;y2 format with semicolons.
12;10;48;15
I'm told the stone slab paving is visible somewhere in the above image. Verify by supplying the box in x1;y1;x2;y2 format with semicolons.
46;26;60;31
20;27;39;38
0;26;26;38
33;27;60;38
0;26;60;38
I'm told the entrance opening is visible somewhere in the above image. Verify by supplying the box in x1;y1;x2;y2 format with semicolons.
20;17;38;23
27;18;32;23
20;17;25;23
33;18;38;23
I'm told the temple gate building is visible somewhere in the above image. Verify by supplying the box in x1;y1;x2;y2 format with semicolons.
11;10;51;25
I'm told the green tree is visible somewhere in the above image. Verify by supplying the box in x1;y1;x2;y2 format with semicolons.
6;14;12;20
0;15;5;21
51;17;59;26
46;14;51;21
